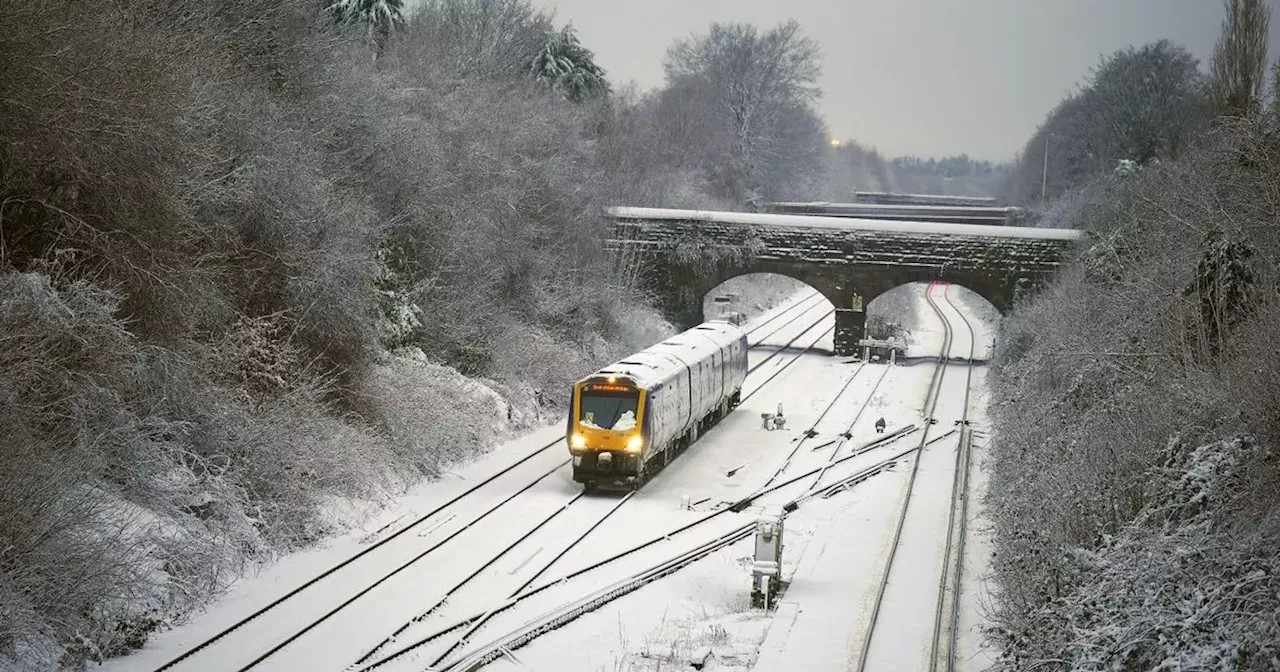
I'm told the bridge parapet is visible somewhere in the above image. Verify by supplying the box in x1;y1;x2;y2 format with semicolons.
761;201;1024;226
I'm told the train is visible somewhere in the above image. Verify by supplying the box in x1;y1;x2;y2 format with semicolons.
566;320;749;491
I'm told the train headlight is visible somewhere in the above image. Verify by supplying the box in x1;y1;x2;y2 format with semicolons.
625;436;643;453
571;433;586;449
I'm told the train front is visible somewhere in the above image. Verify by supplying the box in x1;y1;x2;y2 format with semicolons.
567;375;647;489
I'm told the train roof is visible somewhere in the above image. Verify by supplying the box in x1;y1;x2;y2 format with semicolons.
589;320;743;389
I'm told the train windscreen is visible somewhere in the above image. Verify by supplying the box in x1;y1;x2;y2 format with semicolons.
579;385;639;430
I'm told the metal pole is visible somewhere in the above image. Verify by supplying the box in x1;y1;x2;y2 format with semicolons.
1040;134;1050;208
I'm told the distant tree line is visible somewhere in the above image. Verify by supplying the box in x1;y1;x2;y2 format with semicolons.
819;143;1011;201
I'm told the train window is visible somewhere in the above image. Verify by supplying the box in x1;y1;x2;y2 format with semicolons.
579;387;640;430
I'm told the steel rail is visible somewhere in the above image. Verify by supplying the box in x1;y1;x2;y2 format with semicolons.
350;492;587;667
744;291;824;339
746;308;836;375
931;284;978;672
854;279;959;672
150;438;564;672
232;458;569;671
354;493;636;671
806;362;895;492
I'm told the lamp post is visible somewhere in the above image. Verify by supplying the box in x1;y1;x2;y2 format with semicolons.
1040;133;1055;209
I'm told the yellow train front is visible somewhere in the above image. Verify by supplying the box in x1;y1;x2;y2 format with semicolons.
566;320;748;491
567;376;649;489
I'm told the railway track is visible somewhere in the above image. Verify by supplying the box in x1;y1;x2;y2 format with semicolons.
149;292;835;672
422;439;927;672
758;356;896;495
933;285;978;672
349;492;636;670
149;437;567;672
743;291;824;341
854;281;978;672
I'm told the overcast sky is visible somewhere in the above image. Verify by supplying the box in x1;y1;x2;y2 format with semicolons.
542;0;1280;162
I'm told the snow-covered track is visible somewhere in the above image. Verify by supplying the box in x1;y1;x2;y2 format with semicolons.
230;458;569;671
438;523;757;672
743;290;824;341
351;492;635;670
805;363;894;491
854;281;979;672
149;438;566;672
740;317;835;404
746;304;835;375
753;351;898;494
416;439;925;672
932;285;978;672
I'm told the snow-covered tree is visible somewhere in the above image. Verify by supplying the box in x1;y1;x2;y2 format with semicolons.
1005;40;1205;205
529;25;609;103
658;20;827;204
327;0;404;53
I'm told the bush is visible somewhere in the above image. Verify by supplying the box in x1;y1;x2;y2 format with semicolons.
985;117;1280;670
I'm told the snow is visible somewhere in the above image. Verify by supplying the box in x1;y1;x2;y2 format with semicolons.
496;281;1000;672
608;206;1084;240
595;319;743;389
749;468;913;671
613;410;637;432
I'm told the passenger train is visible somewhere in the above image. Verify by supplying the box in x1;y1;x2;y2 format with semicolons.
566;320;749;491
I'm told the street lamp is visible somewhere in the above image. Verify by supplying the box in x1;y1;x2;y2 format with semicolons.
1040;132;1056;209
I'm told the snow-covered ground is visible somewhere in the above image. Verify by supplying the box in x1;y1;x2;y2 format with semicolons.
481;284;1001;672
102;286;1001;672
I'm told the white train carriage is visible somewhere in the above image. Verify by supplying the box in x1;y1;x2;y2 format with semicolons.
567;320;748;490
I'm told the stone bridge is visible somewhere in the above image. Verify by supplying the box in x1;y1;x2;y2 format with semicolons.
606;207;1085;355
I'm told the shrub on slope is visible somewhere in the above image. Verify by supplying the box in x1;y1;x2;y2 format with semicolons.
985;119;1280;670
0;0;685;666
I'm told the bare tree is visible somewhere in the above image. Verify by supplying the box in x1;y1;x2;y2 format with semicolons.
661;20;824;204
1209;0;1272;117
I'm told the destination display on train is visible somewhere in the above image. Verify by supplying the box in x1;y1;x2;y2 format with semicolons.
585;383;632;392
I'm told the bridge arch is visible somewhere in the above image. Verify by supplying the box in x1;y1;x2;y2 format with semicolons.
701;273;820;322
865;281;1001;355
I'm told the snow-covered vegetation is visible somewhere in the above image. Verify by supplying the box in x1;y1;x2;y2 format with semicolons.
986;2;1280;667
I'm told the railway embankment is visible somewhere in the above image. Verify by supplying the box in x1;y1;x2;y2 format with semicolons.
983;120;1280;668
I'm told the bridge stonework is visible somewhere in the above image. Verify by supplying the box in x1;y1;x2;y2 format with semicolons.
608;209;1082;356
